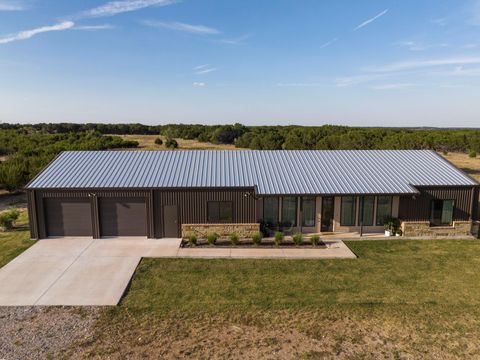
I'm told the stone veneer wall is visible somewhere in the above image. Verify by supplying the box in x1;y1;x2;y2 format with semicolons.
401;221;473;237
182;223;260;238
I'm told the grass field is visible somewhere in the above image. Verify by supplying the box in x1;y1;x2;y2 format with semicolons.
442;152;480;181
117;134;240;150
0;210;34;267
64;239;480;359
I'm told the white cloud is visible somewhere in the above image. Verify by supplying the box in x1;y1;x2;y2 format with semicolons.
394;41;449;52
370;83;419;90
0;21;74;45
143;20;220;35
463;43;478;49
366;56;480;72
74;24;115;31
79;0;176;18
218;34;251;45
431;18;447;26
0;0;25;11
195;67;216;75
446;66;480;77
319;38;338;49
276;82;324;87
335;73;387;87
354;9;388;31
193;82;206;87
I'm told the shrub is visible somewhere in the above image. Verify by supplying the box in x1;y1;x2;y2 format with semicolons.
165;137;178;149
252;232;262;246
469;151;477;158
0;209;20;231
229;233;240;245
187;233;197;247
310;234;320;246
292;232;303;246
274;231;284;246
154;137;163;146
207;232;218;245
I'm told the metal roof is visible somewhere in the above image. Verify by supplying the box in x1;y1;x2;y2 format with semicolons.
26;150;478;194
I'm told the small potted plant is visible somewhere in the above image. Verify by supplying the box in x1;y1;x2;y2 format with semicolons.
384;217;399;237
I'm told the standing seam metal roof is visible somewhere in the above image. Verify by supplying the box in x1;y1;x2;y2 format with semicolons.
26;150;478;194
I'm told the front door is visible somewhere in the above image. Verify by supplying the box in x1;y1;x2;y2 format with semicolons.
321;197;334;232
163;205;179;238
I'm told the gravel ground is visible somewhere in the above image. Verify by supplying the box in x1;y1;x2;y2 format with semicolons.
0;306;100;360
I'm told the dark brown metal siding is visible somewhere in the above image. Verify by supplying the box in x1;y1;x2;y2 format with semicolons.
398;187;476;221
154;188;256;238
99;197;147;237
474;187;480;221
44;198;93;237
26;190;39;239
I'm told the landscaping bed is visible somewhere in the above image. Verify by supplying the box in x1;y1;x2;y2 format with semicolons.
180;238;327;248
181;231;326;248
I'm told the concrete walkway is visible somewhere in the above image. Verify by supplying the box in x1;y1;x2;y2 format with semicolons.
0;237;355;306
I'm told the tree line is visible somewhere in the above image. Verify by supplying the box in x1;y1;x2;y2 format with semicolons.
0;129;138;192
4;123;478;152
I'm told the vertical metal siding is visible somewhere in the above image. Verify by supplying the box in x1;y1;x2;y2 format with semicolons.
398;187;474;221
154;188;256;238
26;190;39;239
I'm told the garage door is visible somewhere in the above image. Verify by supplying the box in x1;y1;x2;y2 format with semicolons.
99;197;147;237
44;198;93;237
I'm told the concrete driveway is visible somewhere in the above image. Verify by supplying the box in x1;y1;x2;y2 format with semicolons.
0;237;181;306
0;237;355;306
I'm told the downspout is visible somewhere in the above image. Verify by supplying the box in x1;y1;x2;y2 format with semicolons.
360;196;364;237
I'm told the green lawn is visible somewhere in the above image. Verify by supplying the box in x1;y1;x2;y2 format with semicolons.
121;240;480;313
0;210;34;268
75;239;480;359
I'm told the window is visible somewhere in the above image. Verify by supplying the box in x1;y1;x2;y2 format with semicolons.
263;197;279;225
302;197;316;227
207;201;233;223
282;197;297;226
341;196;356;226
431;200;454;226
376;196;392;226
360;196;375;226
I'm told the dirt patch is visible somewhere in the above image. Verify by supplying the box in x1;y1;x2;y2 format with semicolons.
0;306;100;360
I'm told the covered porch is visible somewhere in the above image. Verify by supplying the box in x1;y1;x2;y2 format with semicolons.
256;195;399;236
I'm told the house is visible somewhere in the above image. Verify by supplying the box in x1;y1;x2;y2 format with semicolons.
26;150;479;239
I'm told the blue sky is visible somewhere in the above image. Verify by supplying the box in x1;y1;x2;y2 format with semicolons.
1;0;480;127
